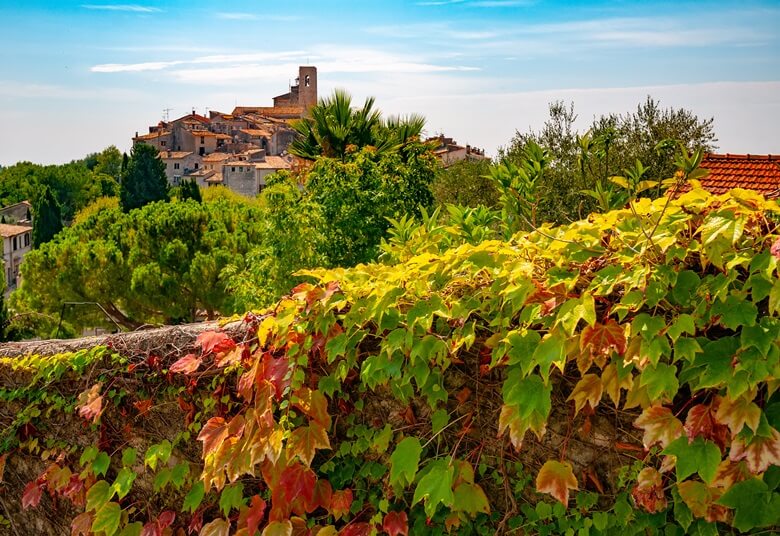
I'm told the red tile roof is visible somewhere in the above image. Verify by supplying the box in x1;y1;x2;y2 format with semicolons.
698;154;780;198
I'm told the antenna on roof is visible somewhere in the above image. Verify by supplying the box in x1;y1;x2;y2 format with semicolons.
163;108;172;122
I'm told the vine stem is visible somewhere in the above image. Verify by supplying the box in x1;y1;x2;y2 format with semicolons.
422;413;469;450
0;495;21;536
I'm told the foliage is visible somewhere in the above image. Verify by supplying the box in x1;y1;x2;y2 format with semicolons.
226;143;437;307
14;192;265;331
120;143;169;212
501;98;717;223
31;185;63;247
0;148;120;221
290;89;426;161
430;158;499;208
3;181;780;534
179;178;203;203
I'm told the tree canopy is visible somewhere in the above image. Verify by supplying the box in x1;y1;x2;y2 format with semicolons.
31;185;63;247
120;143;169;212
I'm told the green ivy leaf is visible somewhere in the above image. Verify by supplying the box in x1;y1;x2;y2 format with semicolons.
80;445;99;467
531;332;566;381
91;501;121;536
118;522;143;536
86;480;114;512
219;482;244;517
413;459;455;517
171;462;189;488
453;482;490;515
144;440;171;471
389;437;422;488
716;478;780;532
183;481;205;514
92;451;111;477
663;437;721;484
639;362;679;400
504;329;541;370
153;468;172;492
111;468;136;500
120;448;136;468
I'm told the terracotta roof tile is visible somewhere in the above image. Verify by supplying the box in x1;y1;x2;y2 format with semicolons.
0;224;32;238
697;154;780;198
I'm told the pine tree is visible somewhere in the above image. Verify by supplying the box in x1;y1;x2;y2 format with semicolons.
32;186;63;247
0;269;8;342
120;144;169;212
180;178;202;203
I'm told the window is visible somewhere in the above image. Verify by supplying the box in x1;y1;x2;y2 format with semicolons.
305;74;310;87
239;166;243;172
174;163;180;170
200;136;205;144
231;167;236;172
12;236;17;251
194;163;199;169
24;233;30;247
161;140;166;146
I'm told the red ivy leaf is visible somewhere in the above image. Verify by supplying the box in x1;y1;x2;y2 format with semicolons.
197;417;229;457
261;352;291;401
580;319;627;358
306;478;333;513
242;495;266;536
70;512;92;536
685;402;730;451
631;467;667;513
771;237;780;259
141;522;161;536
76;383;104;424
187;508;203;535
279;463;316;505
339;522;371;536
197;331;235;356
22;481;43;509
158;511;176;529
215;344;244;368
383;511;409;536
330;488;353;520
169;354;202;374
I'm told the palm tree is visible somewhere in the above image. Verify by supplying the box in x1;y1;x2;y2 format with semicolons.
289;89;425;161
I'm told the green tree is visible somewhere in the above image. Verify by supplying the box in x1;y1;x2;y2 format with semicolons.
290;89;425;161
501;97;717;223
14;192;265;332
120;144;169;212
179;178;202;203
32;186;63;247
431;158;499;208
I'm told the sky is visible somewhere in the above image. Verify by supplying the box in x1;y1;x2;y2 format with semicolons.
0;0;778;165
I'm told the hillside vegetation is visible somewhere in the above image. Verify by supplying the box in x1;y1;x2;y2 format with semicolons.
2;185;779;535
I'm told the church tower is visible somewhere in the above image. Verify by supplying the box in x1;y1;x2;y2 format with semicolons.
298;66;317;111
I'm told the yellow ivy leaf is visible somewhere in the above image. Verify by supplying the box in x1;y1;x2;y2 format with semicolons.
602;364;632;407
729;427;780;474
634;405;684;449
536;460;577;506
287;422;331;466
567;374;603;415
715;395;761;435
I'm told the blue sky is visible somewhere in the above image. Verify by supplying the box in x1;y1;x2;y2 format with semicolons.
1;0;778;164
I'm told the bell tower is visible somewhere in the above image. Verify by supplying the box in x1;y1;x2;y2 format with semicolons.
298;66;317;111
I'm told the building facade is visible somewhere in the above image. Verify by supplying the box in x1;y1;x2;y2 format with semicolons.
1;224;32;295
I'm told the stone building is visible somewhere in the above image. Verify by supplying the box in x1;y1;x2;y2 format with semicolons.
131;66;316;198
427;135;487;167
1;224;32;295
0;201;33;225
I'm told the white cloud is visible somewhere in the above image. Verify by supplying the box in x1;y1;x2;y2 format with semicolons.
216;12;301;22
81;4;161;13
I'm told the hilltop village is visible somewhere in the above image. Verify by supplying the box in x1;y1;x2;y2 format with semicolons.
131;66;487;197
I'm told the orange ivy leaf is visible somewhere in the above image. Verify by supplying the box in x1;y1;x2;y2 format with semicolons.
634;405;684;449
535;460;577;505
133;398;153;416
261;352;291;401
169;353;202;374
76;383;104;424
711;459;751;489
22;481;42;509
631;467;667;514
306;478;333;513
685;402;730;451
197;417;229;457
729;427;780;474
71;512;92;536
197;331;235;356
567;374;603;415
330;488;353;520
262;520;293;536
287;422;331;466
293;387;331;428
580;319;626;359
216;344;244;368
715;394;761;435
0;453;6;483
382;511;408;536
